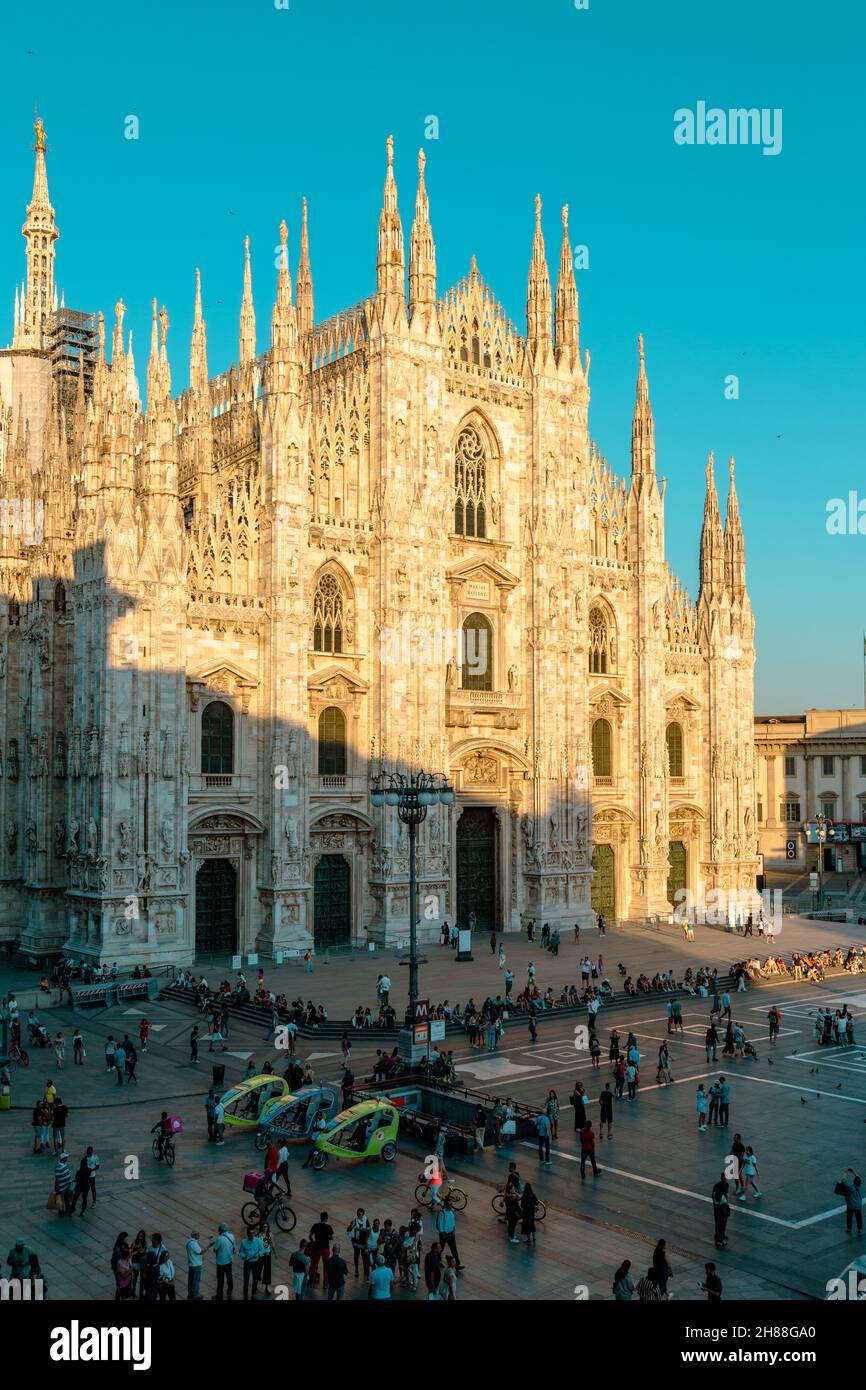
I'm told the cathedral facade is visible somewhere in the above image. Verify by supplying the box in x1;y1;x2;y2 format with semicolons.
0;122;758;966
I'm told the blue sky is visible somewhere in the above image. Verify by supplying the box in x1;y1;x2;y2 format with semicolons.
1;0;864;712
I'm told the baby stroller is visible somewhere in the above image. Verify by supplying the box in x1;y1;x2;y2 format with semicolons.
742;1039;759;1061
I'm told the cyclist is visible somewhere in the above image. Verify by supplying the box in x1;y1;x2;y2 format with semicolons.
254;1171;280;1223
150;1112;174;1160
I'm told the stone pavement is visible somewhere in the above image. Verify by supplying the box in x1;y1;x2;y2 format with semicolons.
2;916;865;1303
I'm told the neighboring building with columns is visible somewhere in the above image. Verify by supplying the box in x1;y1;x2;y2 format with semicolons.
0;119;758;966
755;710;866;872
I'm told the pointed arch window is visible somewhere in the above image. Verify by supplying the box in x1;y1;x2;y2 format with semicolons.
591;718;613;781
313;573;344;654
454;426;487;538
666;722;684;779
589;607;610;674
201;700;234;775
318;706;347;776
461;612;493;691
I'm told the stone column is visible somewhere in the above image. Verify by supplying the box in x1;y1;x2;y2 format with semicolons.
841;754;850;822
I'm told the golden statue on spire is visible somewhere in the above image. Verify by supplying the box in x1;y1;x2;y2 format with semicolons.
34;115;47;152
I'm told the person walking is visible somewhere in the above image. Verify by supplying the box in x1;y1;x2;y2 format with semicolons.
528;1012;538;1044
290;1240;310;1299
490;930;497;956
53;1032;65;1069
626;1060;638;1101
707;1080;721;1128
347;1209;370;1277
51;1098;69;1155
504;968;514;998
545;1090;559;1139
124;1042;138;1085
70;1155;90;1216
701;1262;723;1301
656;1042;672;1085
520;1183;540;1246
186;1231;203;1299
189;1026;200;1064
718;1075;731;1127
739;1146;762;1200
711;1173;730;1248
441;1254;459;1300
696;1084;709;1132
705;1024;719;1063
83;1145;100;1208
239;1226;265;1300
614;1056;626;1100
579;1121;600;1179
424;1241;443;1298
114;1040;126;1086
436;1203;463;1270
652;1240;673;1298
598;1082;614;1140
214;1096;225;1146
104;1036;116;1074
767;1005;781;1046
498;943;506;970
325;1242;348;1300
53;1151;74;1215
839;1169;863;1233
72;1029;84;1065
138;1018;150;1053
535;1109;552;1166
275;1141;292;1196
473;1104;486;1152
504;1187;521;1244
157;1249;176;1301
729;1133;746;1195
211;1224;236;1299
307;1212;334;1290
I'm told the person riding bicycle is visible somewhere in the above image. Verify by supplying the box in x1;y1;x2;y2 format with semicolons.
150;1112;174;1160
253;1171;280;1222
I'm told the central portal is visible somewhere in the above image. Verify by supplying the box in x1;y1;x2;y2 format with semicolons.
314;853;351;948
456;806;497;931
195;858;238;955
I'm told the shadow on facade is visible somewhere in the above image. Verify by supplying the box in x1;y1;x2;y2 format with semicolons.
0;549;603;967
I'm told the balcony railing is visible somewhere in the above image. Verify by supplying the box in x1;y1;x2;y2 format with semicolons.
204;775;233;789
319;775;347;790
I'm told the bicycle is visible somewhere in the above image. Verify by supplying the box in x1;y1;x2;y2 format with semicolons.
152;1135;176;1167
241;1195;297;1233
8;1041;29;1067
492;1190;547;1221
414;1178;468;1211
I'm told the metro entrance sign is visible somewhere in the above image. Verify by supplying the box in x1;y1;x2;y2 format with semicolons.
413;999;429;1022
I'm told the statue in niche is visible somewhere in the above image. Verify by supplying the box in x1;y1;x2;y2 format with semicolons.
6;820;17;855
86;818;99;861
66;819;79;856
117;820;131;862
117;726;131;778
25;820;37;853
54;734;67;779
160;817;174;858
507;664;518;692
8;739;19;781
54;819;66;857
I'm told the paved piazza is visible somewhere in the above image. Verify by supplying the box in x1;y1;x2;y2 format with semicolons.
3;915;865;1303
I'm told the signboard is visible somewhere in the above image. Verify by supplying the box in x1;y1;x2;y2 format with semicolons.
413;999;430;1022
809;872;819;890
275;950;284;966
785;839;797;860
829;825;849;843
850;825;866;841
231;955;242;971
247;953;259;965
413;1024;429;1045
430;1019;446;1042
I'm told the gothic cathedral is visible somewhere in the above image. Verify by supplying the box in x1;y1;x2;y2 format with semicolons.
0;122;758;965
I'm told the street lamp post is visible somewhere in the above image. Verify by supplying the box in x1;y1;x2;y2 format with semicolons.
815;812;827;910
371;771;454;1028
